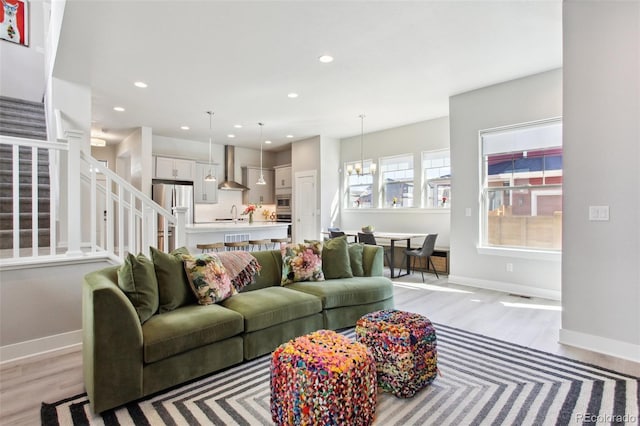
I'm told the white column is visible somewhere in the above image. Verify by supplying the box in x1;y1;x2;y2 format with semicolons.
144;206;156;257
65;130;84;257
173;207;188;249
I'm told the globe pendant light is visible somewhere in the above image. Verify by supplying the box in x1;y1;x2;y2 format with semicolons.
204;111;217;182
256;122;266;185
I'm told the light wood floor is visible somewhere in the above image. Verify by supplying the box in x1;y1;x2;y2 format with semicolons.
1;270;638;425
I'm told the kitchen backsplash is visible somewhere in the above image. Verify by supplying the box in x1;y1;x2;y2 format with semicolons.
194;190;275;223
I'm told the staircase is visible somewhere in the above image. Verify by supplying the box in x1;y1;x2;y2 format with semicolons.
0;96;51;251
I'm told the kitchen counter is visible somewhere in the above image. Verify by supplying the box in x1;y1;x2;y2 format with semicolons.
184;222;290;253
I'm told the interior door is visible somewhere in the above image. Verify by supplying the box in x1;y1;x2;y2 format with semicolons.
294;170;317;242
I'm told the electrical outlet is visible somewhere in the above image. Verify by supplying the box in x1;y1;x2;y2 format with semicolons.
465;207;472;217
506;263;513;272
589;205;610;221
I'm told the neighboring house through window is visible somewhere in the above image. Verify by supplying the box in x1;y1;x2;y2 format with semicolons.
480;118;563;251
345;159;374;208
422;149;451;208
380;154;414;207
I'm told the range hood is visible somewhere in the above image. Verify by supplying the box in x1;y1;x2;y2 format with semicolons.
218;145;249;191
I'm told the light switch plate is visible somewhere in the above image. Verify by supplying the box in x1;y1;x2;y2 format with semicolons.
589;205;609;221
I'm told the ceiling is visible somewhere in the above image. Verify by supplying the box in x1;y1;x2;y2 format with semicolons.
53;1;562;151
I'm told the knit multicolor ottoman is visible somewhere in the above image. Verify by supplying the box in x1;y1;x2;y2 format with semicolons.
356;309;437;398
270;329;377;425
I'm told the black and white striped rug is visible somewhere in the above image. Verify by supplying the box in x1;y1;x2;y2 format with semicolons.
41;324;639;425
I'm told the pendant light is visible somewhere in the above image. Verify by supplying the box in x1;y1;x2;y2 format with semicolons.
204;111;217;182
256;122;266;185
347;114;376;176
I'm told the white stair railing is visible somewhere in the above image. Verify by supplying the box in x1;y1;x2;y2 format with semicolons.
0;133;186;265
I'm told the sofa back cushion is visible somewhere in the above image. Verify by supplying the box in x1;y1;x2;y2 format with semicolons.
150;246;196;313
241;250;283;292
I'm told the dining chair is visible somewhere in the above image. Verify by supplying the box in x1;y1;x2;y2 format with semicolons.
405;234;439;281
329;230;346;238
357;232;393;272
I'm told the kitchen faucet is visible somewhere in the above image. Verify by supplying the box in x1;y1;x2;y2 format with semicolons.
231;204;238;223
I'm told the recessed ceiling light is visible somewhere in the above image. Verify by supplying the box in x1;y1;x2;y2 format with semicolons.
134;81;148;88
318;55;334;63
286;135;294;138
287;93;299;98
234;124;242;129
113;106;125;112
227;134;236;138
180;126;190;130
265;140;272;144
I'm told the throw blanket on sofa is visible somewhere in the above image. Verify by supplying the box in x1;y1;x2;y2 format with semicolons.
217;251;262;291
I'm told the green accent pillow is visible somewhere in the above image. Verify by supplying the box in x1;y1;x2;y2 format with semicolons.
281;241;325;285
348;243;365;277
117;253;159;324
182;253;237;304
150;246;195;313
322;236;353;279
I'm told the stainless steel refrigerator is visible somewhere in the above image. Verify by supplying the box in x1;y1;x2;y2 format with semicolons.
152;179;194;249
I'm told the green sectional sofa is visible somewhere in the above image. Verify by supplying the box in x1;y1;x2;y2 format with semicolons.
83;244;394;413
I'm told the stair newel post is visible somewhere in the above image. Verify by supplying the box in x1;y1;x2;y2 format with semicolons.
173;206;188;250
144;205;156;257
65;130;84;257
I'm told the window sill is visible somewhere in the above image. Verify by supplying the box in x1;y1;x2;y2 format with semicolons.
476;246;561;262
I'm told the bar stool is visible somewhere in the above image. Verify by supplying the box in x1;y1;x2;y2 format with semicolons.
270;237;291;250
224;241;250;251
196;242;224;253
249;239;271;251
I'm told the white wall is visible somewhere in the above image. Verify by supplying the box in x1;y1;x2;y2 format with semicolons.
320;136;341;232
339;117;451;246
449;69;563;299
560;1;640;361
116;127;152;192
0;258;116;361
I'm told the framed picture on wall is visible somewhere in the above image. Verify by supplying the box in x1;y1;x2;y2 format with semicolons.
1;0;29;46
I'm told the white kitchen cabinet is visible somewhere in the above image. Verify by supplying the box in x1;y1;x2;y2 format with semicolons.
194;162;218;203
155;156;195;181
242;166;274;204
274;165;292;193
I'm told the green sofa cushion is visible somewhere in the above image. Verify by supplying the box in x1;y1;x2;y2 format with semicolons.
348;243;365;277
286;276;394;309
242;250;282;292
142;304;244;364
322;236;353;279
221;287;322;333
150;246;196;313
117;253;159;324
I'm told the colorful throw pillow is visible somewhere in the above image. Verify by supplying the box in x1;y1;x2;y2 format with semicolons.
322;236;353;279
348;243;365;277
182;253;236;305
150;246;196;313
281;241;324;285
117;252;159;324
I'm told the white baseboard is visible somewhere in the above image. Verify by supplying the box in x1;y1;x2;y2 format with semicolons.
447;274;561;301
559;328;640;363
0;329;82;364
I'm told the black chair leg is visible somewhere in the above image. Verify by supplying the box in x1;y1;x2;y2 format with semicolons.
428;256;439;279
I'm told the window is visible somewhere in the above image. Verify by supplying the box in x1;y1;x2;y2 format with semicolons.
345;160;375;208
422;150;450;208
380;154;414;207
481;119;562;251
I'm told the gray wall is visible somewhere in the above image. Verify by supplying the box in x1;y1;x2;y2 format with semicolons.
449;69;563;299
561;1;640;358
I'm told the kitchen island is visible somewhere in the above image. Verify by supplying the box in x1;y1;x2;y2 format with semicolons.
185;221;290;253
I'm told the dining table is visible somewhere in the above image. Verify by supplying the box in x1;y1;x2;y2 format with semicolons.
322;230;427;278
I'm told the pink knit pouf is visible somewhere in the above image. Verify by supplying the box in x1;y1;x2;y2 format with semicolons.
356;309;438;398
270;329;377;425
